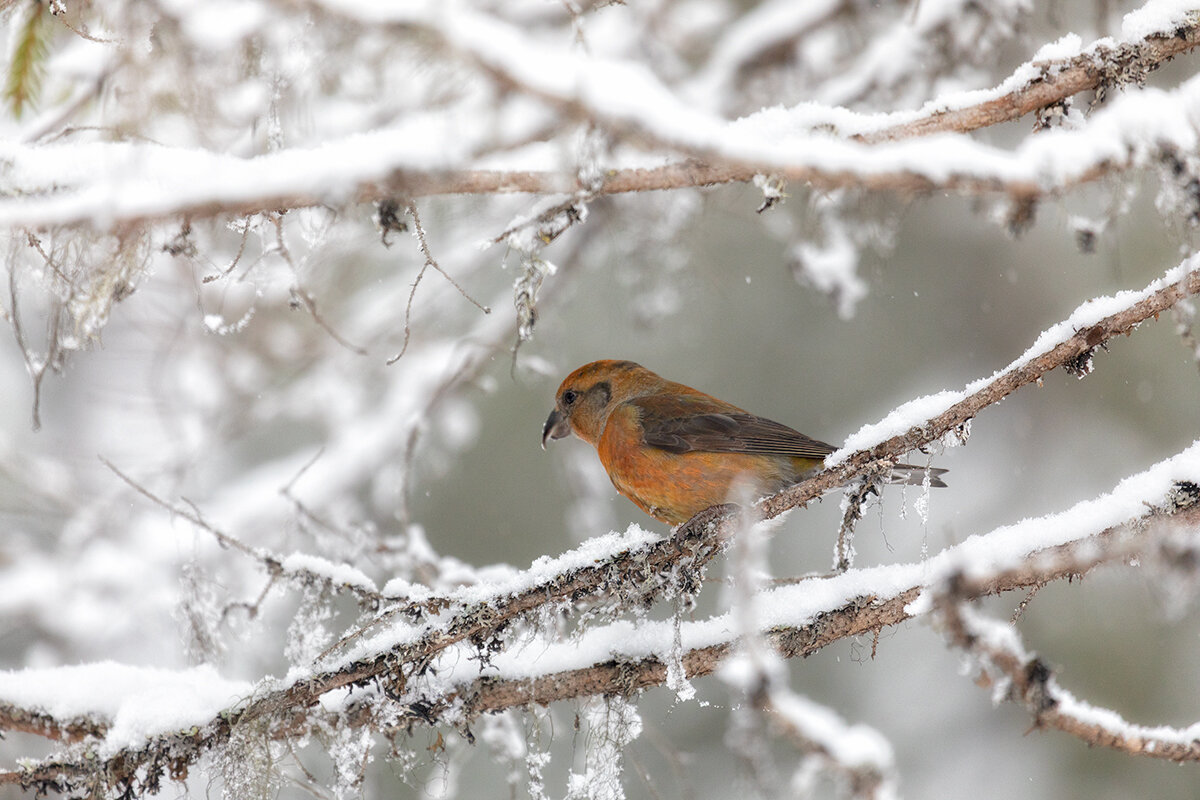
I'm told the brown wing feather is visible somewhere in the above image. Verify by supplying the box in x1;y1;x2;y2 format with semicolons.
632;394;835;459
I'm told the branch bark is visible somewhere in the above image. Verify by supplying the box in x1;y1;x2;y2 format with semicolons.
0;703;105;745
4;257;1199;794
457;503;1200;718
3;12;1198;230
861;22;1200;142
8;497;1199;793
760;260;1200;519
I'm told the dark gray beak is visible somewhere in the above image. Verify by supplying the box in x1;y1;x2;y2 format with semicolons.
541;409;571;449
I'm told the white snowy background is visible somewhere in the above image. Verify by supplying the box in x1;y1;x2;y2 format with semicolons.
2;1;1200;799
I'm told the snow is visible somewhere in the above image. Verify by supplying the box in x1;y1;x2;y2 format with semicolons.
322;523;661;670
565;697;641;800
417;436;1200;689
770;689;895;769
956;604;1031;662
835;390;965;459
0;115;475;226
832;254;1200;461
280;552;378;594
791;223;867;320
693;0;846;100
4;433;1195;760
44;37;112;82
453;523;660;605
1029;33;1086;64
0;662;251;753
1056;688;1200;746
171;0;267;50
1122;0;1200;39
907;437;1200;612
0;2;1196;230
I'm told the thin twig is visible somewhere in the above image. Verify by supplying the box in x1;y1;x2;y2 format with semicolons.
3;17;1196;232
270;215;367;355
102;457;267;563
388;202;490;364
9;259;1200;794
101;457;385;607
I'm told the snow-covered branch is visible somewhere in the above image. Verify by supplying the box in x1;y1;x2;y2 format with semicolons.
4;1;1200;797
6;443;1198;793
5;249;1200;794
860;12;1200;142
450;472;1200;711
936;585;1200;761
762;254;1200;518
1;5;1197;230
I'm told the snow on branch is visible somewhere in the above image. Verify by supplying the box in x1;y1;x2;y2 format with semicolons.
935;587;1200;761
756;686;895;800
0;4;1197;230
858;7;1200;142
104;459;386;609
79;448;1200;773
761;253;1200;518
446;446;1200;711
5;452;1198;793
4;250;1200;795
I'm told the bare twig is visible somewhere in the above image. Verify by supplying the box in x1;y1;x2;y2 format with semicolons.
101;458;386;608
7;255;1200;794
388;202;490;364
7;241;66;431
103;457;266;562
271;215;368;355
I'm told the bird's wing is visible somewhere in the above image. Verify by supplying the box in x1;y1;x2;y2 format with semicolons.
632;394;836;459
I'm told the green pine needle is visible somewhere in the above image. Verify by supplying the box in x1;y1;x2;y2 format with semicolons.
5;1;48;119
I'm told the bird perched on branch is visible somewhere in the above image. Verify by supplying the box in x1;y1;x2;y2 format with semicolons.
542;360;946;526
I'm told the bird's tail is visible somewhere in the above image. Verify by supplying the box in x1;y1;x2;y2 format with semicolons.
887;464;948;488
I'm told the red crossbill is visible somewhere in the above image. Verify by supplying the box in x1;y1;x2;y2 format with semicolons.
542;360;946;526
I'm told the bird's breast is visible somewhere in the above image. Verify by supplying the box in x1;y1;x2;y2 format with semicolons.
597;406;806;525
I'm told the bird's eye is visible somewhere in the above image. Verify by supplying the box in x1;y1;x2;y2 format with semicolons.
562;389;579;406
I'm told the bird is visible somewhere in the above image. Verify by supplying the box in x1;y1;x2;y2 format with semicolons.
542;359;946;526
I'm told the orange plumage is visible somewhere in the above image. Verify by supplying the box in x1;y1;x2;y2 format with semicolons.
542;360;945;526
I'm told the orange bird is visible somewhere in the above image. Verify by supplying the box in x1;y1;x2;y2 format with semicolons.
542;360;945;526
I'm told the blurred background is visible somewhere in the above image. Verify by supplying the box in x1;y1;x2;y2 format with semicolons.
1;0;1199;798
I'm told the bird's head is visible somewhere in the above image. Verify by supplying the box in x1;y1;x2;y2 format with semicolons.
542;359;658;448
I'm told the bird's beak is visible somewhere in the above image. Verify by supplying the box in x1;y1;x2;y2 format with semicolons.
541;409;571;450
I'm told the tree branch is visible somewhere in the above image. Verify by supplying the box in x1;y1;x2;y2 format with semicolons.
935;590;1200;761
9;496;1197;791
861;20;1200;142
760;257;1200;519
0;703;106;745
1;10;1197;230
452;488;1200;725
4;255;1199;794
